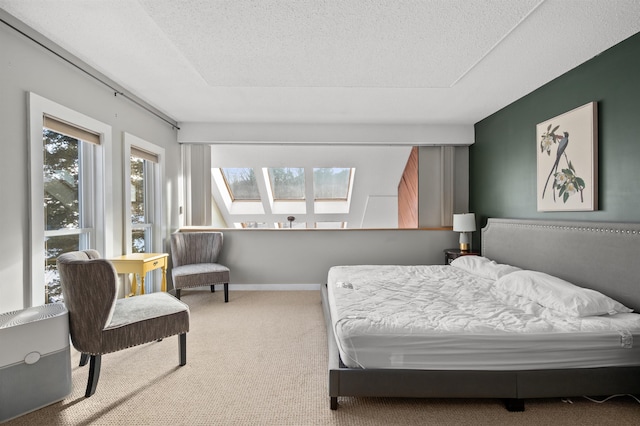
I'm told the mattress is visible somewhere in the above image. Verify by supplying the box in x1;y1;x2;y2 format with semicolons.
327;264;640;370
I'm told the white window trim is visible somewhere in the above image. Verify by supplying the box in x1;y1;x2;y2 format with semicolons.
28;92;113;307
123;132;165;254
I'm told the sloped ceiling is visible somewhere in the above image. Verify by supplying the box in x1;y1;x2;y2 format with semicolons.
2;0;640;125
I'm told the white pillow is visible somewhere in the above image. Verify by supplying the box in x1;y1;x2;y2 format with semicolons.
493;270;632;317
450;255;521;280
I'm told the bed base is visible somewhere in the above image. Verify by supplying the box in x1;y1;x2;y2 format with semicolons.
322;218;640;411
322;284;640;411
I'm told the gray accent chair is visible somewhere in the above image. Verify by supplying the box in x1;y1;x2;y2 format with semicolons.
56;250;190;397
170;232;231;301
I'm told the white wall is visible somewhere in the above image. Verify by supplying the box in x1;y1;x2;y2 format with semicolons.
0;17;179;313
418;146;469;228
178;228;459;287
178;122;474;145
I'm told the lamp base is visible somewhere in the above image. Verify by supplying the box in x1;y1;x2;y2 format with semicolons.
459;242;470;252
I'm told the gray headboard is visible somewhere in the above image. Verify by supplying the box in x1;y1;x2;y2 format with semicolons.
481;218;640;312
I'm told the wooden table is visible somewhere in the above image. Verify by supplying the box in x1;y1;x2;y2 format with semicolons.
110;253;168;296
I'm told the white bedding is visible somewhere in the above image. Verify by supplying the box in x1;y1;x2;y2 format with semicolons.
327;264;640;370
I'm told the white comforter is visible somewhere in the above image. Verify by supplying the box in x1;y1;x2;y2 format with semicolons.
327;264;640;369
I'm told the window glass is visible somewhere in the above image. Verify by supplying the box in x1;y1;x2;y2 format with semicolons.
131;229;148;253
239;222;268;229
313;168;351;200
130;155;152;253
44;130;80;230
222;168;260;200
43;129;92;303
44;234;80;302
268;167;305;200
314;221;347;229
131;156;145;225
277;220;307;229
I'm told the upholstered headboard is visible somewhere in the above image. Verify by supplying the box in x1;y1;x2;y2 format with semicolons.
482;218;640;312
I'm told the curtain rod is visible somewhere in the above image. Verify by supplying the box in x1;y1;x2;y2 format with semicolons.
1;16;180;130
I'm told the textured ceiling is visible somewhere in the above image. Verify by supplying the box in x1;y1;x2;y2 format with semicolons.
2;0;640;124
140;0;539;88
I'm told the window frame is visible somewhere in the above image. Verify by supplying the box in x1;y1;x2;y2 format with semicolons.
29;92;113;307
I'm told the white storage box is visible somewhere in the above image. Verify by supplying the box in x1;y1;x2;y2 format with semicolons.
0;303;71;423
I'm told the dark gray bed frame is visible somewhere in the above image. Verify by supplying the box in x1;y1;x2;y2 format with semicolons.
321;218;640;411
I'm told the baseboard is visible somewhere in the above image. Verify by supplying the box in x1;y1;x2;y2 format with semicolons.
227;283;321;291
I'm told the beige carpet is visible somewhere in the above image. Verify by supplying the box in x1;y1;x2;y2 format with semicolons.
6;290;640;425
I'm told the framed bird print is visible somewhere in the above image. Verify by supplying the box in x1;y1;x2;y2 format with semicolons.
536;102;598;212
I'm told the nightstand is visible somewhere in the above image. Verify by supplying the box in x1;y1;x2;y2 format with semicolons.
443;248;480;265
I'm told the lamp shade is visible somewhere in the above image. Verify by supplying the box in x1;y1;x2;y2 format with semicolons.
453;213;476;232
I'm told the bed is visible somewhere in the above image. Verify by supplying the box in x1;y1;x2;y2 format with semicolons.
321;218;640;411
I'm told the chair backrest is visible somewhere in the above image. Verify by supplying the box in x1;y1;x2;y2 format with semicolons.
56;250;118;353
171;232;224;267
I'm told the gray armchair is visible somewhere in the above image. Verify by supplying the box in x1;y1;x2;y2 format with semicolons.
56;250;189;397
170;232;231;301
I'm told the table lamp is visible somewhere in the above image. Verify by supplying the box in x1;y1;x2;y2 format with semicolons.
453;213;476;252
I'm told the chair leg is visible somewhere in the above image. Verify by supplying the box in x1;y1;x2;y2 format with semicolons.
210;285;215;293
86;354;102;397
175;288;181;299
79;353;89;367
179;333;187;366
224;283;229;303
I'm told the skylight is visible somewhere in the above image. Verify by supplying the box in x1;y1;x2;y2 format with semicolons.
268;167;305;200
313;168;351;200
237;222;269;229
314;222;347;229
221;168;260;200
213;166;356;228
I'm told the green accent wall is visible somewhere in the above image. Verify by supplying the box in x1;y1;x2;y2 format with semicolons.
471;31;640;232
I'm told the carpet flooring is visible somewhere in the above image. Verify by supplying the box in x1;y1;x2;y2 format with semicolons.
5;290;640;425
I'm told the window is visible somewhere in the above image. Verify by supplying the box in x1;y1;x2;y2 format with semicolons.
268;167;305;200
212;163;355;228
313;168;351;200
314;221;347;229
42;122;97;302
237;221;269;229
30;93;112;306
124;133;164;291
221;168;260;200
130;150;154;253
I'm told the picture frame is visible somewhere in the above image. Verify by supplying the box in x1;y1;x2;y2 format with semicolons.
536;102;598;212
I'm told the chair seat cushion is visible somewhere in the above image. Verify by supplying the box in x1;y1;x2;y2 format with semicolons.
108;293;189;328
172;263;230;290
100;293;190;354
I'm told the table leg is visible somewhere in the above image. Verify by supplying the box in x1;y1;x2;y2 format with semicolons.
131;274;138;296
140;274;146;295
161;266;167;292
